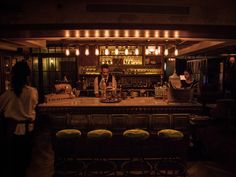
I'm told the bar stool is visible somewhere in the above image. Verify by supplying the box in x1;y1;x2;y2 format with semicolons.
86;129;116;177
122;128;152;176
155;129;186;177
54;129;85;177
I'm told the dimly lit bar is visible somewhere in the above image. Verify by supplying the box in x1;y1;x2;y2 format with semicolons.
0;1;236;177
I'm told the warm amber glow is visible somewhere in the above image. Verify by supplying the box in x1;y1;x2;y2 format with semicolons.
145;46;149;55
145;30;150;38
155;46;160;55
85;30;89;37
164;31;169;38
65;30;70;38
95;46;99;56
164;48;169;56
85;46;89;56
135;30;140;37
65;48;70;56
114;30;119;37
115;47;119;55
75;30;80;37
125;47;129;55
95;30;100;37
105;46;109;55
174;48;179;56
174;31;179;38
125;30;129;37
75;48;80;56
155;30;159;38
135;47;139;55
104;30;110;37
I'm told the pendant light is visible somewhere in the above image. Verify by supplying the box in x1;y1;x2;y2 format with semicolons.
115;46;119;55
105;46;109;55
135;46;139;55
95;46;99;56
65;48;70;56
75;47;80;56
125;46;129;55
85;46;89;56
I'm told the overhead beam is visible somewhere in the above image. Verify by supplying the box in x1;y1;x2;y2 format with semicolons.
178;41;224;56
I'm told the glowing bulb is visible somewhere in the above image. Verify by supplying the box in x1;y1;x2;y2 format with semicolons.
135;47;139;55
65;48;70;56
155;46;159;55
174;48;178;56
105;47;109;55
75;48;80;56
125;47;129;55
85;46;89;56
145;46;149;55
164;48;168;56
115;47;119;55
95;46;99;56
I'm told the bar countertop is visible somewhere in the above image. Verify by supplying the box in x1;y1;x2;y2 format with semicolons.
37;97;202;114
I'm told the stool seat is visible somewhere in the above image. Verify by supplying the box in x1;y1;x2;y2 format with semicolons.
158;129;184;140
56;129;81;139
123;129;150;140
87;129;112;140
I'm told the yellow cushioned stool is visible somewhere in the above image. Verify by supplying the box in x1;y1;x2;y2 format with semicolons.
86;129;116;177
157;129;184;140
56;129;82;139
155;129;186;177
87;129;112;140
122;129;152;176
54;129;85;177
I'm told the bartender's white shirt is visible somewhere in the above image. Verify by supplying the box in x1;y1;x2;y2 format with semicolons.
0;86;38;135
94;75;117;95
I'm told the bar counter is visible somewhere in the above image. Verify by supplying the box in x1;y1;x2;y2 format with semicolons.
37;97;202;114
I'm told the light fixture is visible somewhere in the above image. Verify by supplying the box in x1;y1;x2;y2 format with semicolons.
95;46;99;56
85;46;89;56
125;46;129;55
115;46;119;55
155;46;160;55
135;46;139;55
164;48;169;56
105;46;109;55
145;46;149;55
174;47;179;56
65;48;70;56
75;47;80;56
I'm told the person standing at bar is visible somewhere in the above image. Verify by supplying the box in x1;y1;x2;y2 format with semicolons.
181;69;200;98
94;64;117;97
0;61;38;177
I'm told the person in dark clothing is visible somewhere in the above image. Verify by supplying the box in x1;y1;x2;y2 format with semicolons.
94;64;117;97
0;61;38;177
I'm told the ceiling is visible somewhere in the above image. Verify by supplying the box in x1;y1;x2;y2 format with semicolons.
0;27;236;58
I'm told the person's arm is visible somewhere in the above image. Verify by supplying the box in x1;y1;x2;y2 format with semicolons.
94;77;99;97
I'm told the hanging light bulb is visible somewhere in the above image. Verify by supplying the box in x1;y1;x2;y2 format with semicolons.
65;48;70;56
145;46;149;55
75;47;80;56
105;46;109;55
115;46;119;55
174;47;179;56
95;46;99;56
135;46;139;55
164;47;168;56
85;46;89;56
158;46;161;54
125;46;129;55
155;46;160;55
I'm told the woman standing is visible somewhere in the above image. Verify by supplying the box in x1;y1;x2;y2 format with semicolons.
0;61;38;177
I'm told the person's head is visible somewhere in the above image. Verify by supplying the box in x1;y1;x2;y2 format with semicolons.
184;69;193;81
101;64;109;77
11;61;31;97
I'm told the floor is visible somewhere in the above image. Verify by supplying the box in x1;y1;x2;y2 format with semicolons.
26;120;236;177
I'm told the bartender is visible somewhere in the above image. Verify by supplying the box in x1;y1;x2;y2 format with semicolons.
94;64;117;97
181;69;200;96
